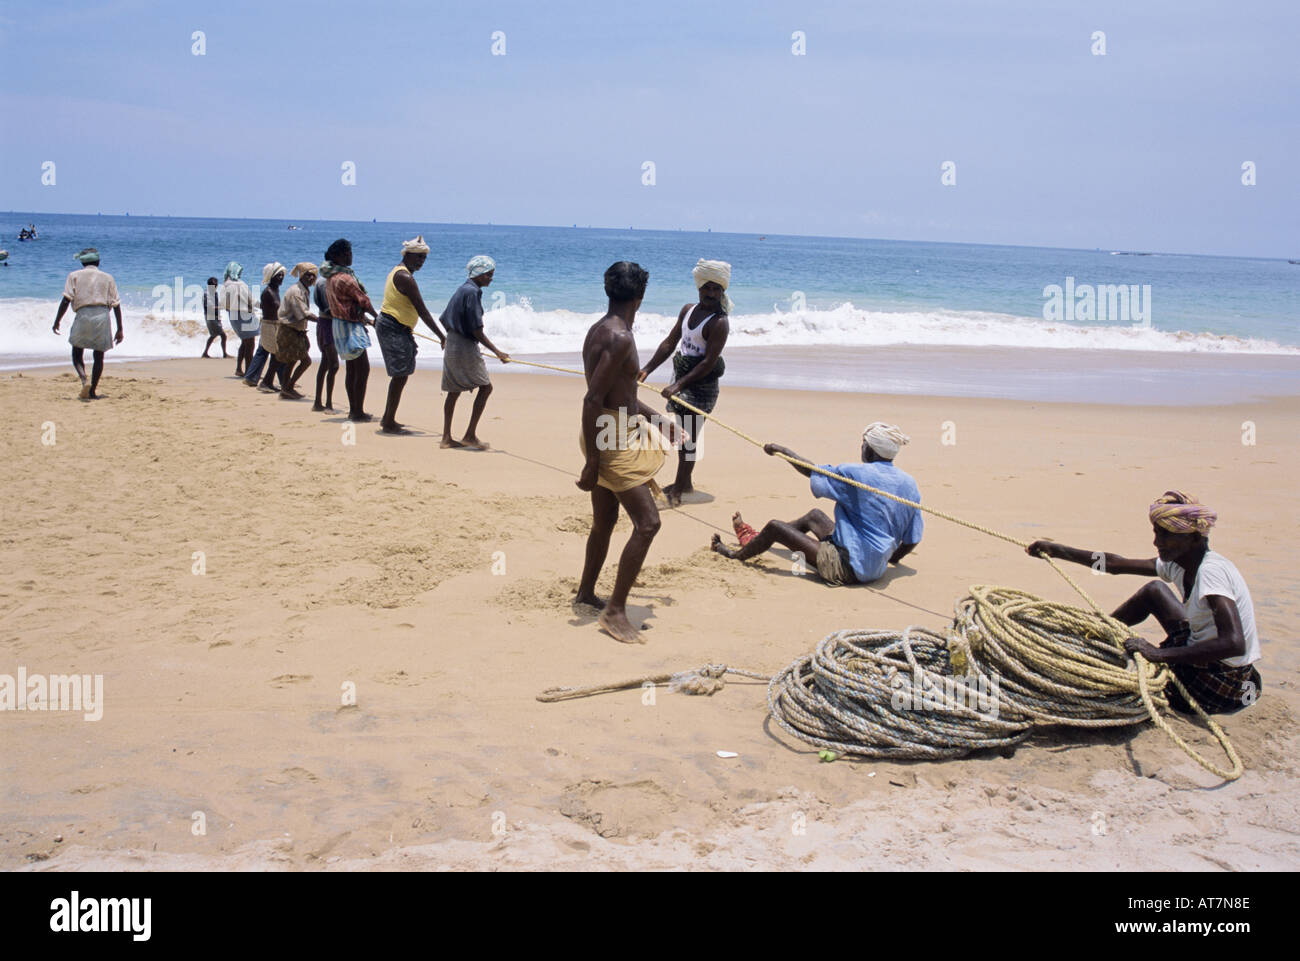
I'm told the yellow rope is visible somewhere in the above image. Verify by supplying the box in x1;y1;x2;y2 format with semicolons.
411;335;1243;780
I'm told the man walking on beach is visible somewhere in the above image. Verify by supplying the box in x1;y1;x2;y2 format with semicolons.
638;258;732;506
52;247;124;400
376;235;447;434
576;262;677;643
439;255;509;449
711;423;923;587
201;276;227;359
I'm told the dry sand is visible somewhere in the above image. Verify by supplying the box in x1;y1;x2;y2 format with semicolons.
2;358;1297;871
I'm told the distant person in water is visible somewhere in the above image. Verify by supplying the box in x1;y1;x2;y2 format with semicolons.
438;255;509;449
312;264;339;412
52;248;124;400
576;261;677;643
712;423;924;587
277;263;318;399
376;235;447;434
1027;491;1262;715
639;258;732;506
247;263;287;392
221;261;259;377
322;238;378;423
201;276;227;359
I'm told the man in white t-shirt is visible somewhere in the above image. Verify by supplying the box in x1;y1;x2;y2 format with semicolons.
1026;490;1260;715
51;247;125;399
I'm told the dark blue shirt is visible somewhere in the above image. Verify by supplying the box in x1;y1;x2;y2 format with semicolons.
440;279;484;338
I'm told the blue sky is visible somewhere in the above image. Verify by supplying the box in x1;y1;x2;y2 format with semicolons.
2;0;1295;257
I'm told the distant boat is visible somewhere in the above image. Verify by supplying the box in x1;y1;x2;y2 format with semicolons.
758;235;766;241
287;225;302;230
1289;259;1300;265
0;250;8;262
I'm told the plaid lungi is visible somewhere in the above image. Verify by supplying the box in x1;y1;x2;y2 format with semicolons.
1163;634;1262;714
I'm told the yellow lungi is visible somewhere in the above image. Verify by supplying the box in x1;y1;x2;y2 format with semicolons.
578;408;668;493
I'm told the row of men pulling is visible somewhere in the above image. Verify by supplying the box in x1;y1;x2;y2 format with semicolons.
209;236;508;440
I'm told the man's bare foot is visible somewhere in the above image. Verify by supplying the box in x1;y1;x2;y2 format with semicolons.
573;591;607;611
461;436;489;450
311;402;325;412
380;422;411;434
348;412;374;423
78;382;91;400
598;608;646;644
732;510;745;531
440;437;466;449
710;533;736;559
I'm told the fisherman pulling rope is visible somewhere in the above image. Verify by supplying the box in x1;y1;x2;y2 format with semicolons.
395;333;1251;781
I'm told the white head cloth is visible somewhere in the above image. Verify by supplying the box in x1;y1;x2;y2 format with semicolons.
692;258;733;314
403;235;430;255
467;255;496;278
863;422;909;460
262;262;286;285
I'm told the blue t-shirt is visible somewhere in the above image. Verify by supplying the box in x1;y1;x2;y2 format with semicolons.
439;279;484;338
810;461;924;583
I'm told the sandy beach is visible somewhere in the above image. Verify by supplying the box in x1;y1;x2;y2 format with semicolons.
3;358;1298;871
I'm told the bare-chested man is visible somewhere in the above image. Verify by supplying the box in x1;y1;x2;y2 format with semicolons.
576;262;678;643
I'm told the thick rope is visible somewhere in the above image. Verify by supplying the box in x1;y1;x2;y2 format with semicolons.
538;591;1241;779
448;344;1242;780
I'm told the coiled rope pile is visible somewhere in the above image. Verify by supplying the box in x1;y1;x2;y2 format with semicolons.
430;342;1245;781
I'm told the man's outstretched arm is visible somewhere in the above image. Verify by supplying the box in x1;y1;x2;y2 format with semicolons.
1026;540;1157;576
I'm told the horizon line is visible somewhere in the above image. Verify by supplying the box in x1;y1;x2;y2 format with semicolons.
3;209;1295;264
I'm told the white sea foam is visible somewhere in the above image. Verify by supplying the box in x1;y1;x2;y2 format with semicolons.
2;296;1295;367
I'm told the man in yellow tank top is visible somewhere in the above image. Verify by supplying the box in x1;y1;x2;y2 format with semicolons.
376;235;447;434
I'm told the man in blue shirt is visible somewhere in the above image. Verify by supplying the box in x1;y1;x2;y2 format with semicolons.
710;422;923;585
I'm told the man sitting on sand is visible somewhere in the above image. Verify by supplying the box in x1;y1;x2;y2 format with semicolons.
712;423;923;586
638;258;732;506
576;262;678;643
1026;491;1261;715
52;248;124;400
438;255;509;449
376;235;447;434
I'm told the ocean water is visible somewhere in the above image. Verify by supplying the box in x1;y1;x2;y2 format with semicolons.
3;212;1297;373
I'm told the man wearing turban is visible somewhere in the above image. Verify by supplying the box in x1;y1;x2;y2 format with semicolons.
1027;491;1261;715
711;423;924;588
222;261;259;378
52;248;124;399
375;236;447;434
244;262;289;392
638;258;732;506
437;254;509;449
